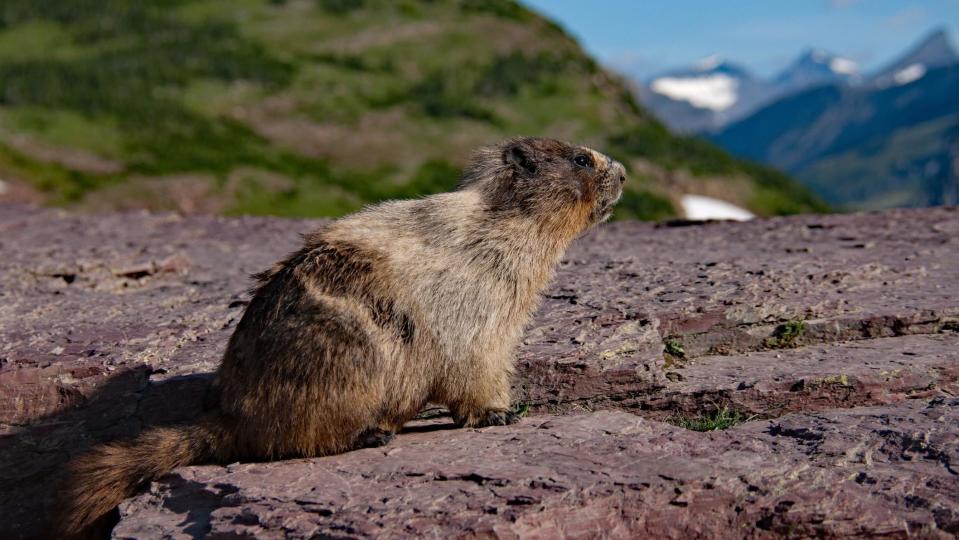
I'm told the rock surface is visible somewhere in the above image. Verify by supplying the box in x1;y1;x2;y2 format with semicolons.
114;401;959;539
1;203;958;538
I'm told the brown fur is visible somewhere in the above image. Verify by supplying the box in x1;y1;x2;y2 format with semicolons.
55;137;625;536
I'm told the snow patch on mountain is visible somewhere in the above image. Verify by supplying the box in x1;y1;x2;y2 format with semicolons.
871;28;957;87
641;47;862;133
829;57;858;75
650;74;739;112
893;63;927;85
680;195;754;221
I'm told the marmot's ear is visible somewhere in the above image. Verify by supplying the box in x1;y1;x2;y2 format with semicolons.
503;142;537;176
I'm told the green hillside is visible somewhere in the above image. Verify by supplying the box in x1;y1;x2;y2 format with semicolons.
0;0;827;219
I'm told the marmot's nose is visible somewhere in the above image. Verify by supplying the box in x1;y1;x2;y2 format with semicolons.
611;160;626;185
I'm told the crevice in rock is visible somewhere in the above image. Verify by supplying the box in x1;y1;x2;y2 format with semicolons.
661;313;959;361
522;334;959;425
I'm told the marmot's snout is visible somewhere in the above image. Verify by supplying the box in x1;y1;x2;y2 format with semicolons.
594;157;626;222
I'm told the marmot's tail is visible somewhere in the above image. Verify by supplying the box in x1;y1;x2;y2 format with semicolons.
56;414;225;536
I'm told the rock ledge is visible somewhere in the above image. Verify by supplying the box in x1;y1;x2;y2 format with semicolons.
1;204;957;538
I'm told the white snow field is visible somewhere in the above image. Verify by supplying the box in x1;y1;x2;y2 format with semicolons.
829;56;858;75
680;194;755;221
650;74;739;112
893;63;927;85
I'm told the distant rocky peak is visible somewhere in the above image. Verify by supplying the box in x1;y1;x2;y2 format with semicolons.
872;27;958;85
652;56;754;82
906;28;958;66
694;54;723;71
774;48;860;91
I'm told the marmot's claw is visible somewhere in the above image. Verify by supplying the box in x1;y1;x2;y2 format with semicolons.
502;410;521;425
472;409;520;427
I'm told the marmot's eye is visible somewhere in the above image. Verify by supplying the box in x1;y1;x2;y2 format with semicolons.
573;155;592;168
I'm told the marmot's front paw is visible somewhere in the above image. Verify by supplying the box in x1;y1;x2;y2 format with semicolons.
355;427;395;449
468;409;520;428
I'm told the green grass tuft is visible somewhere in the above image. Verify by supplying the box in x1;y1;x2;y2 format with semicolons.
663;337;686;359
765;319;807;348
511;402;530;418
670;407;747;432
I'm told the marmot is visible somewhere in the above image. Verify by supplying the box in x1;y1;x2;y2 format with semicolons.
58;137;625;534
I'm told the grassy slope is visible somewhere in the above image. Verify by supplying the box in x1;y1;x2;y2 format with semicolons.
0;0;826;219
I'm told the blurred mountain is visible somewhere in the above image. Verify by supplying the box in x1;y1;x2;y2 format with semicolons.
637;57;771;133
0;0;825;220
774;48;860;92
639;49;859;134
712;29;959;210
871;28;958;87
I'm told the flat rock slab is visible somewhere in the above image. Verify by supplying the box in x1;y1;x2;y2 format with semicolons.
115;400;959;539
1;204;958;538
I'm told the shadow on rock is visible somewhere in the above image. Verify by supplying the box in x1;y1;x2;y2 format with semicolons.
158;478;241;539
0;366;215;540
401;421;460;434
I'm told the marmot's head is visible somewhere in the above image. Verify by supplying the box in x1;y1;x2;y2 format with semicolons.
459;137;625;235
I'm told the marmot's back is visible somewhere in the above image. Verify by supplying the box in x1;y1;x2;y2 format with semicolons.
218;236;392;458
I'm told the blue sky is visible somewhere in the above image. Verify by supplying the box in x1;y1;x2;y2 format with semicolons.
521;0;959;79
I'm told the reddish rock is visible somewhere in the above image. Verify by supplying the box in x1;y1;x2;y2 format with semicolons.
1;204;958;538
114;401;959;539
623;333;959;419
